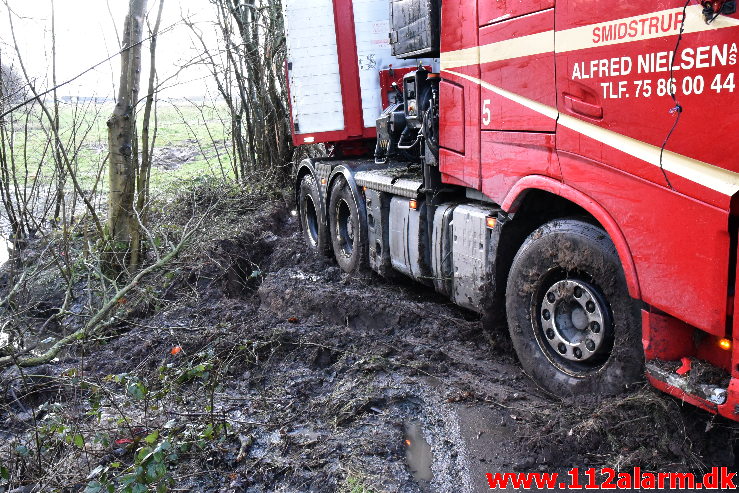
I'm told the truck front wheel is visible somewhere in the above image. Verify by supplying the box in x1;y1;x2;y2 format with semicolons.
505;219;643;397
328;179;367;273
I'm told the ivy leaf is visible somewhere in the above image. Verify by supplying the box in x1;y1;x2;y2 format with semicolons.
144;430;159;444
136;446;153;463
74;434;85;449
84;481;102;493
127;381;147;400
201;423;214;439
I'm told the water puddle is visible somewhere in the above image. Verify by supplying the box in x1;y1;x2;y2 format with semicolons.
404;420;433;488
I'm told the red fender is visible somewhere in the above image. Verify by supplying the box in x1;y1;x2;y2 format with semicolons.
501;175;641;299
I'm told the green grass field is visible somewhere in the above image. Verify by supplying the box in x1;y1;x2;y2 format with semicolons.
1;99;234;195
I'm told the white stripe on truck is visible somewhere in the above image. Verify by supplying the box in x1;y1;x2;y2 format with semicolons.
444;70;739;197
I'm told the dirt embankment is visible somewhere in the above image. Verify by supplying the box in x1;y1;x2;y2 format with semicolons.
1;190;737;492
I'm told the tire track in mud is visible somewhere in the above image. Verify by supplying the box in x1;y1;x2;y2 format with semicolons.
249;208;738;491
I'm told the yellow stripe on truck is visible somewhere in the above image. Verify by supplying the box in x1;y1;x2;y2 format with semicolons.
557;4;738;53
441;5;739;71
441;30;555;70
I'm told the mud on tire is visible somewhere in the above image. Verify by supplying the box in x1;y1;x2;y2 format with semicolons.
505;219;643;397
298;174;329;255
328;179;367;273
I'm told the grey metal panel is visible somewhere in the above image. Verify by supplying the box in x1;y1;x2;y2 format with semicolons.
465;188;495;204
388;197;430;283
431;203;455;296
451;204;497;312
355;167;423;199
407;202;427;281
389;197;412;278
389;0;440;59
366;189;393;276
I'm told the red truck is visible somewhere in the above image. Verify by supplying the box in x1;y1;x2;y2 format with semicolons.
283;0;739;420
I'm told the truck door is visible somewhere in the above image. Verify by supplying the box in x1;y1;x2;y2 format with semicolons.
454;0;561;205
438;0;481;189
554;2;739;336
439;0;560;200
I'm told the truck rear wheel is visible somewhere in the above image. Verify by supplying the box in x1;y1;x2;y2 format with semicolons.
328;179;367;273
505;219;643;397
298;174;329;255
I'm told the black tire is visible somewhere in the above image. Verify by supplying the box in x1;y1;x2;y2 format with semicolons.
298;174;329;255
328;179;367;273
505;219;643;398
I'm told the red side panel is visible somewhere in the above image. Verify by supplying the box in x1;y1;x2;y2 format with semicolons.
440;2;560;193
481;132;557;205
333;0;365;138
439;0;481;189
559;150;730;336
479;10;556;132
641;309;694;361
479;0;554;27
439;81;465;153
475;8;561;203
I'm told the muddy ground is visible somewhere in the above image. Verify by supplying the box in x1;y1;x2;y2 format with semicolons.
1;188;738;492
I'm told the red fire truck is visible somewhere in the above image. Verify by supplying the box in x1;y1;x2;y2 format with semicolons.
284;0;739;420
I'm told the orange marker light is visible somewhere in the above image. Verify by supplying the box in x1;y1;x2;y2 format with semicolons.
719;338;732;350
321;178;327;185
486;216;497;229
409;199;418;210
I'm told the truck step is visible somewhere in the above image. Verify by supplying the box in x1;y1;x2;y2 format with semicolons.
355;166;424;199
645;360;728;405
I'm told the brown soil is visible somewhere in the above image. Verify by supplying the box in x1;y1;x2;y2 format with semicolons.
1;190;737;492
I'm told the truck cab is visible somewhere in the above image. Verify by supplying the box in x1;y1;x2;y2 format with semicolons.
286;0;739;421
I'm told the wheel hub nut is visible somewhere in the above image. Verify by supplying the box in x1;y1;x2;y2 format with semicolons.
539;279;608;363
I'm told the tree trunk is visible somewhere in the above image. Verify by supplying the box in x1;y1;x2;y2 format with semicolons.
130;0;164;271
107;0;147;254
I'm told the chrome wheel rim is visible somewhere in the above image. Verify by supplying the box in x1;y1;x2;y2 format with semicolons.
538;279;612;367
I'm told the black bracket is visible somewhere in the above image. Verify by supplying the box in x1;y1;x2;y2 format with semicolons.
703;0;736;23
